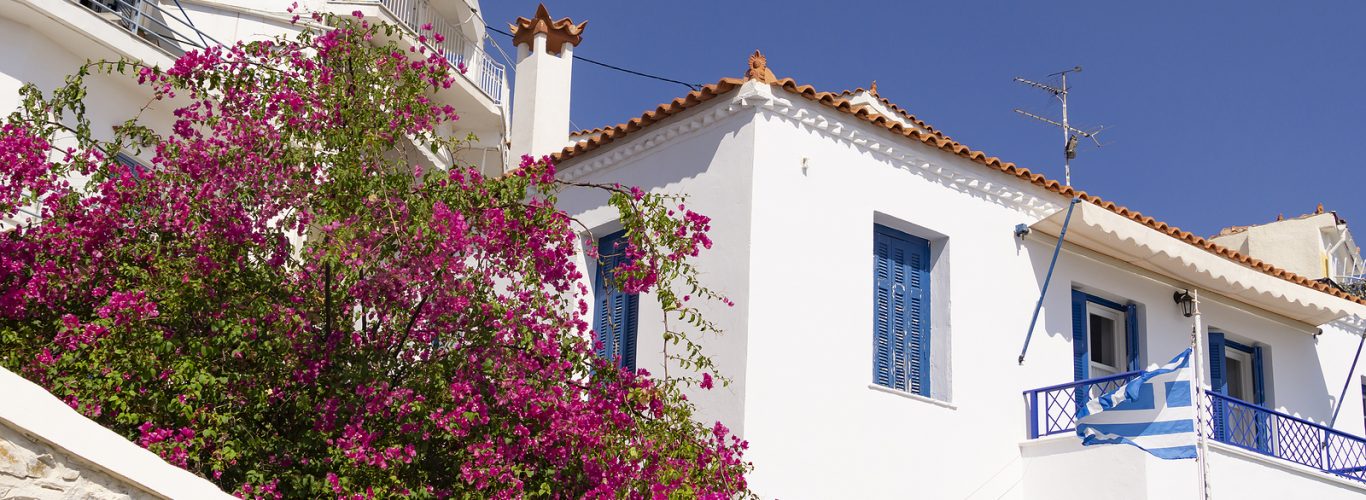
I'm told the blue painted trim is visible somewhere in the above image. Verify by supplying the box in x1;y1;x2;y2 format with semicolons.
1224;338;1255;354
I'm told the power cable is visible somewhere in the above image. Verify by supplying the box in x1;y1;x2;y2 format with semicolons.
486;26;701;91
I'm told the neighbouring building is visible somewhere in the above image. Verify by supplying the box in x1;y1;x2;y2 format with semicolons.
0;0;504;495
1211;207;1364;292
523;8;1366;498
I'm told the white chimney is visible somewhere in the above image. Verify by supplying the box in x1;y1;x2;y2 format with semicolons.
509;4;586;163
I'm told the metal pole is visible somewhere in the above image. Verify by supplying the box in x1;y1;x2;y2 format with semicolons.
1190;290;1212;500
1060;72;1070;187
1330;332;1366;428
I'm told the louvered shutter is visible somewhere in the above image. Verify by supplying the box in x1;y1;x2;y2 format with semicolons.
1124;303;1140;372
872;226;931;395
905;234;930;396
593;231;639;371
1072;290;1090;382
871;231;900;390
1208;332;1227;441
1251;344;1266;405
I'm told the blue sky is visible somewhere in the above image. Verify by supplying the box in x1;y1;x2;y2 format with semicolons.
480;1;1366;238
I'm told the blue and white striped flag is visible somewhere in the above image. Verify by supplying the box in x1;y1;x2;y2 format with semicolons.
1076;348;1197;459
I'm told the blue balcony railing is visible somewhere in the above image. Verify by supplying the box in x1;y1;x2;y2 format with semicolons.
1025;375;1366;483
1206;392;1366;482
1024;371;1140;438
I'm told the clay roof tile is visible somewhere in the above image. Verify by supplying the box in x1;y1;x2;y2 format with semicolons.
550;55;1366;307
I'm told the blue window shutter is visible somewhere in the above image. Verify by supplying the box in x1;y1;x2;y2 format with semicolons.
1252;345;1266;405
905;234;931;396
1251;344;1270;452
1124;303;1140;372
1071;290;1089;382
1208;332;1227;395
592;230;639;371
1208;332;1228;442
871;226;931;395
871;231;898;389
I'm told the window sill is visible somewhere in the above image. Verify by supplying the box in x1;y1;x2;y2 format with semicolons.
867;384;957;410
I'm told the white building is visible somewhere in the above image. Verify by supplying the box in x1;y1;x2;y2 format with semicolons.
526;19;1366;498
0;0;509;187
7;2;1366;498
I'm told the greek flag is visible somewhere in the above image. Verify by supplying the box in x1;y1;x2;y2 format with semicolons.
1076;348;1197;459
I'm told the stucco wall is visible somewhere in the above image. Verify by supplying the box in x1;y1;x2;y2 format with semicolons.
556;101;758;436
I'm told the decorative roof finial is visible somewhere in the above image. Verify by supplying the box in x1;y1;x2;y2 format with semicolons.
510;3;587;56
1316;203;1325;214
745;50;777;83
869;80;879;96
1277;214;1285;221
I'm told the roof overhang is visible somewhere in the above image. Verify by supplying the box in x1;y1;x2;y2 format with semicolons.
1033;201;1360;326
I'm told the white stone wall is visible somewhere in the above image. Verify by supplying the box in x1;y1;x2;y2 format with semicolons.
0;367;230;499
0;424;155;500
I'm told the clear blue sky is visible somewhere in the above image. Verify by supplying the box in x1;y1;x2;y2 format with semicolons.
481;1;1366;238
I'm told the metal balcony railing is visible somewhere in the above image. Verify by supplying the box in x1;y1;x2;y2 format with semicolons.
75;0;222;56
362;0;508;106
1206;392;1366;483
1024;370;1141;438
1024;375;1366;483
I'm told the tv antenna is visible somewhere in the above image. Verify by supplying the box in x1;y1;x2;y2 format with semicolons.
1013;66;1104;186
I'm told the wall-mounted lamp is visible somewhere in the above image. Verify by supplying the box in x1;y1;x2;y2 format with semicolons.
1173;289;1195;317
1014;223;1031;239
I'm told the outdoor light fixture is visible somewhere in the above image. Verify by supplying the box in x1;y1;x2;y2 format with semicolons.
1173;289;1195;317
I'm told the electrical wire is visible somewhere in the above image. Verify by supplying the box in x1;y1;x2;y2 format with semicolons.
486;26;701;91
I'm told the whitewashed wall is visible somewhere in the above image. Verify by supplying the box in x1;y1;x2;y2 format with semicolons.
0;367;230;499
557;104;759;435
556;81;1366;498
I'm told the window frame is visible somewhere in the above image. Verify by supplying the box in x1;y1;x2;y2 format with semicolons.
1086;302;1128;377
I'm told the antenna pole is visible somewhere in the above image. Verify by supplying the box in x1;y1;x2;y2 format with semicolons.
1060;71;1070;186
1013;66;1100;188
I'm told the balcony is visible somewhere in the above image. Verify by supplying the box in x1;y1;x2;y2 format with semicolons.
74;0;220;57
1024;374;1366;485
349;0;508;107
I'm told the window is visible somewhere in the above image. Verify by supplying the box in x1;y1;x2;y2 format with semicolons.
1208;332;1268;450
871;225;931;396
592;230;638;371
1071;290;1140;382
115;152;148;178
1208;333;1265;405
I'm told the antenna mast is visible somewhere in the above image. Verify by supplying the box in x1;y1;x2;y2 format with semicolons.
1013;66;1103;186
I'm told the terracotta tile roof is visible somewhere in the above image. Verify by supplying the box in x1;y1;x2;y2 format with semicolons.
838;83;952;142
553;52;1366;308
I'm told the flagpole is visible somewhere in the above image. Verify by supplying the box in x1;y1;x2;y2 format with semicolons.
1189;289;1211;500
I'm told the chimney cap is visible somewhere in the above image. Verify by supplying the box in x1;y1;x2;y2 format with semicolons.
745;50;777;83
510;4;586;55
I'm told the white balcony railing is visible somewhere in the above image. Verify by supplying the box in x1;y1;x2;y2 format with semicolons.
363;0;508;106
75;0;222;56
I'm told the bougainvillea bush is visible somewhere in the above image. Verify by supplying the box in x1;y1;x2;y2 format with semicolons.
0;11;750;498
